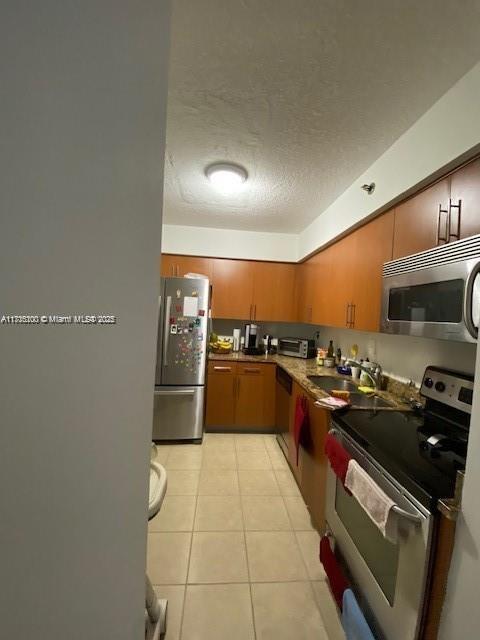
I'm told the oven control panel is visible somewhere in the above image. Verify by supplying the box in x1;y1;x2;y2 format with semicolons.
421;366;474;414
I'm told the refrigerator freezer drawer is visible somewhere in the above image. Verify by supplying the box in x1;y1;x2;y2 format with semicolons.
152;386;205;442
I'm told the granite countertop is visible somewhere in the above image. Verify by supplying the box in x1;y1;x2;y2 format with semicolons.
209;352;411;411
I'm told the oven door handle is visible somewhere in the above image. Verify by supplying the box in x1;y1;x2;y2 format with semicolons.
328;427;425;526
391;505;423;524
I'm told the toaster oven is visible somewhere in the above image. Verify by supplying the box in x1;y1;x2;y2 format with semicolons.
277;337;316;359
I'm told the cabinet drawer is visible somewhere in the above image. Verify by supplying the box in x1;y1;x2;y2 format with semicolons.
237;363;274;376
208;361;237;375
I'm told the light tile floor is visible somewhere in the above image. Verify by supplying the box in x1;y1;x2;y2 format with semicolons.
149;433;345;640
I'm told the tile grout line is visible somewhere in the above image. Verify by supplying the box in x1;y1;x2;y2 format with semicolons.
177;443;202;640
156;436;325;637
306;579;332;638
234;435;258;640
153;577;322;587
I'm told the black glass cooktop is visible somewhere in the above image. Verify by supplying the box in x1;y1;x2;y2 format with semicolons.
333;409;467;511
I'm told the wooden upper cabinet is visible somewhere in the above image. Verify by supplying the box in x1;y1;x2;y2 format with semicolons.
352;211;394;332
309;251;329;325
211;258;255;320
322;233;357;329
160;254;213;279
296;259;315;322
392;178;450;259
160;254;177;277
252;261;297;322
450;158;480;241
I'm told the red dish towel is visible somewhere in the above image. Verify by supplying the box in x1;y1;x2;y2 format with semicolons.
294;395;309;465
320;535;350;610
325;433;352;488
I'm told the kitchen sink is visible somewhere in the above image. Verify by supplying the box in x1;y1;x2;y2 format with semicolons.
307;375;395;409
307;375;358;392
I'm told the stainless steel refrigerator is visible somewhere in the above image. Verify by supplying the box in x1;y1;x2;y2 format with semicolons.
152;276;210;442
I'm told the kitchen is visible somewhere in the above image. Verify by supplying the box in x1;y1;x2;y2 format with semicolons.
3;3;480;640
149;3;480;639
153;183;478;639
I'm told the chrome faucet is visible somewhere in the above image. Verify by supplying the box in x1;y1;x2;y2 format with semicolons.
345;359;383;390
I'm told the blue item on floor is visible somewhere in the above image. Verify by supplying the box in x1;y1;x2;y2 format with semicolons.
342;589;375;640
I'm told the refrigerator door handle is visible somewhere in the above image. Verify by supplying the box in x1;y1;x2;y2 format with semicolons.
163;295;172;365
154;389;195;396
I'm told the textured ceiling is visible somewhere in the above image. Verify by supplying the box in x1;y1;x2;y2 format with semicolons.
164;0;480;233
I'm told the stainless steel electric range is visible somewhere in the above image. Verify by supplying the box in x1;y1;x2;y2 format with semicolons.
326;366;473;640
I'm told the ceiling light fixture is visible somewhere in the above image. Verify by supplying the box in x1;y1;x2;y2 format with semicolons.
205;162;248;193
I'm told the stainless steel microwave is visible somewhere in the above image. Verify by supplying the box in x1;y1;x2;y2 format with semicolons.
381;234;480;343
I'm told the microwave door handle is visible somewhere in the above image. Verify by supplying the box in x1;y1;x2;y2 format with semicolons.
464;263;480;340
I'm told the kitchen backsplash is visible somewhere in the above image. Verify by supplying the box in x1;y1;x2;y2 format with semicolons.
212;319;477;385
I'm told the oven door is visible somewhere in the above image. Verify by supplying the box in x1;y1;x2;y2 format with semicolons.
381;257;480;343
325;426;434;640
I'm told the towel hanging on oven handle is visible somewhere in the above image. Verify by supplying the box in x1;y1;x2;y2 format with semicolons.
328;428;424;527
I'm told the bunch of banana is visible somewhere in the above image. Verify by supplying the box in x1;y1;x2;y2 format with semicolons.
209;334;232;353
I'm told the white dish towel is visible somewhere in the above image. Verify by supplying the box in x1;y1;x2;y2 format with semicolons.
345;459;398;543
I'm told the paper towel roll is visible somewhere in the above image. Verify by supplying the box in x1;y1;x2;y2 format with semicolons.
233;328;241;352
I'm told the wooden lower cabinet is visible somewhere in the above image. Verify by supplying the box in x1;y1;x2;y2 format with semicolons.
287;381;306;485
205;362;236;428
287;382;329;532
301;398;329;532
205;361;275;431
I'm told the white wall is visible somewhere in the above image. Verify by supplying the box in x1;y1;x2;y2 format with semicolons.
162;224;298;261
439;344;480;639
298;61;480;259
0;3;170;640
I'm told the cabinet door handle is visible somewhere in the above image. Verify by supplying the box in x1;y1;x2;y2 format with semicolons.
437;204;449;244
345;303;350;327
213;366;232;372
254;304;257;320
448;198;461;241
351;303;356;329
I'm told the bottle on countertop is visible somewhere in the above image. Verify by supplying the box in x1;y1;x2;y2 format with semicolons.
316;347;325;366
336;347;342;365
327;340;334;358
